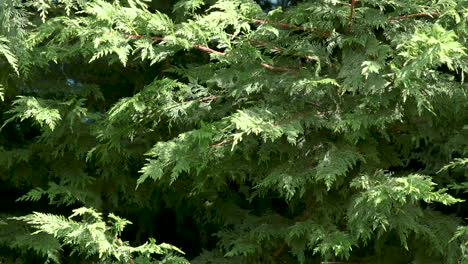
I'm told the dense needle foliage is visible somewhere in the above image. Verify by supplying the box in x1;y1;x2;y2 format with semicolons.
0;0;467;263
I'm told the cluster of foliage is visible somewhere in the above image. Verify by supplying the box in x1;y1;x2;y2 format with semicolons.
0;0;467;263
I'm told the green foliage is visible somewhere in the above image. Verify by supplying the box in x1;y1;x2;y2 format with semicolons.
451;225;468;262
12;207;187;263
0;0;467;263
3;96;63;131
0;36;19;75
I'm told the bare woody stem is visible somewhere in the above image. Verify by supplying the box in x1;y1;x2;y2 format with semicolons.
121;34;295;72
260;63;296;72
341;0;439;25
115;236;135;264
229;34;317;61
388;12;440;20
123;34;227;55
193;44;227;56
271;208;312;259
199;96;218;102
121;9;438;72
251;18;332;36
271;243;288;259
348;0;358;32
272;112;305;126
209;138;235;148
122;9;441;147
179;96;219;106
252;10;439;35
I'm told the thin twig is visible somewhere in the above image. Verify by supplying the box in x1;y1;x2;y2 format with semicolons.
251;18;332;36
209;138;234;148
122;34;226;55
272;243;288;259
180;96;219;105
232;35;284;52
271;210;311;259
199;96;218;102
272;112;305;126
321;262;368;264
260;63;296;72
121;34;295;72
122;34;164;41
229;34;317;61
305;101;322;108
115;236;135;264
193;44;227;56
388;12;440;20
348;0;358;32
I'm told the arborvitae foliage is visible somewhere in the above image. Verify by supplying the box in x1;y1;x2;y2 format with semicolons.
0;0;467;263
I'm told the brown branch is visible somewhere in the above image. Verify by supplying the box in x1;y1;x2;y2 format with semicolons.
193;44;227;56
122;34;225;55
271;210;311;259
122;34;164;41
240;37;285;53
115;236;135;264
389;12;440;20
271;243;288;259
263;63;295;72
229;34;317;62
321;262;367;264
251;18;332;37
209;138;234;148
121;34;295;72
149;36;165;41
305;101;322;108
342;2;439;28
260;63;296;72
199;96;218;102
229;34;284;53
179;96;219;106
272;112;305;126
348;0;358;32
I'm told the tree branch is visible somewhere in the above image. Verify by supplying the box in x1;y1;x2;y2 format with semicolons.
122;34;226;55
389;12;440;20
115;236;135;264
121;34;295;72
272;112;305;126
122;34;164;41
179;96;219;105
348;0;358;32
229;34;317;62
192;44;227;56
260;63;296;72
199;96;218;102
271;207;312;259
251;18;331;36
209;138;234;148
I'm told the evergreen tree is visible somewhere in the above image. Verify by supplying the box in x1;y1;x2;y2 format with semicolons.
0;0;467;263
